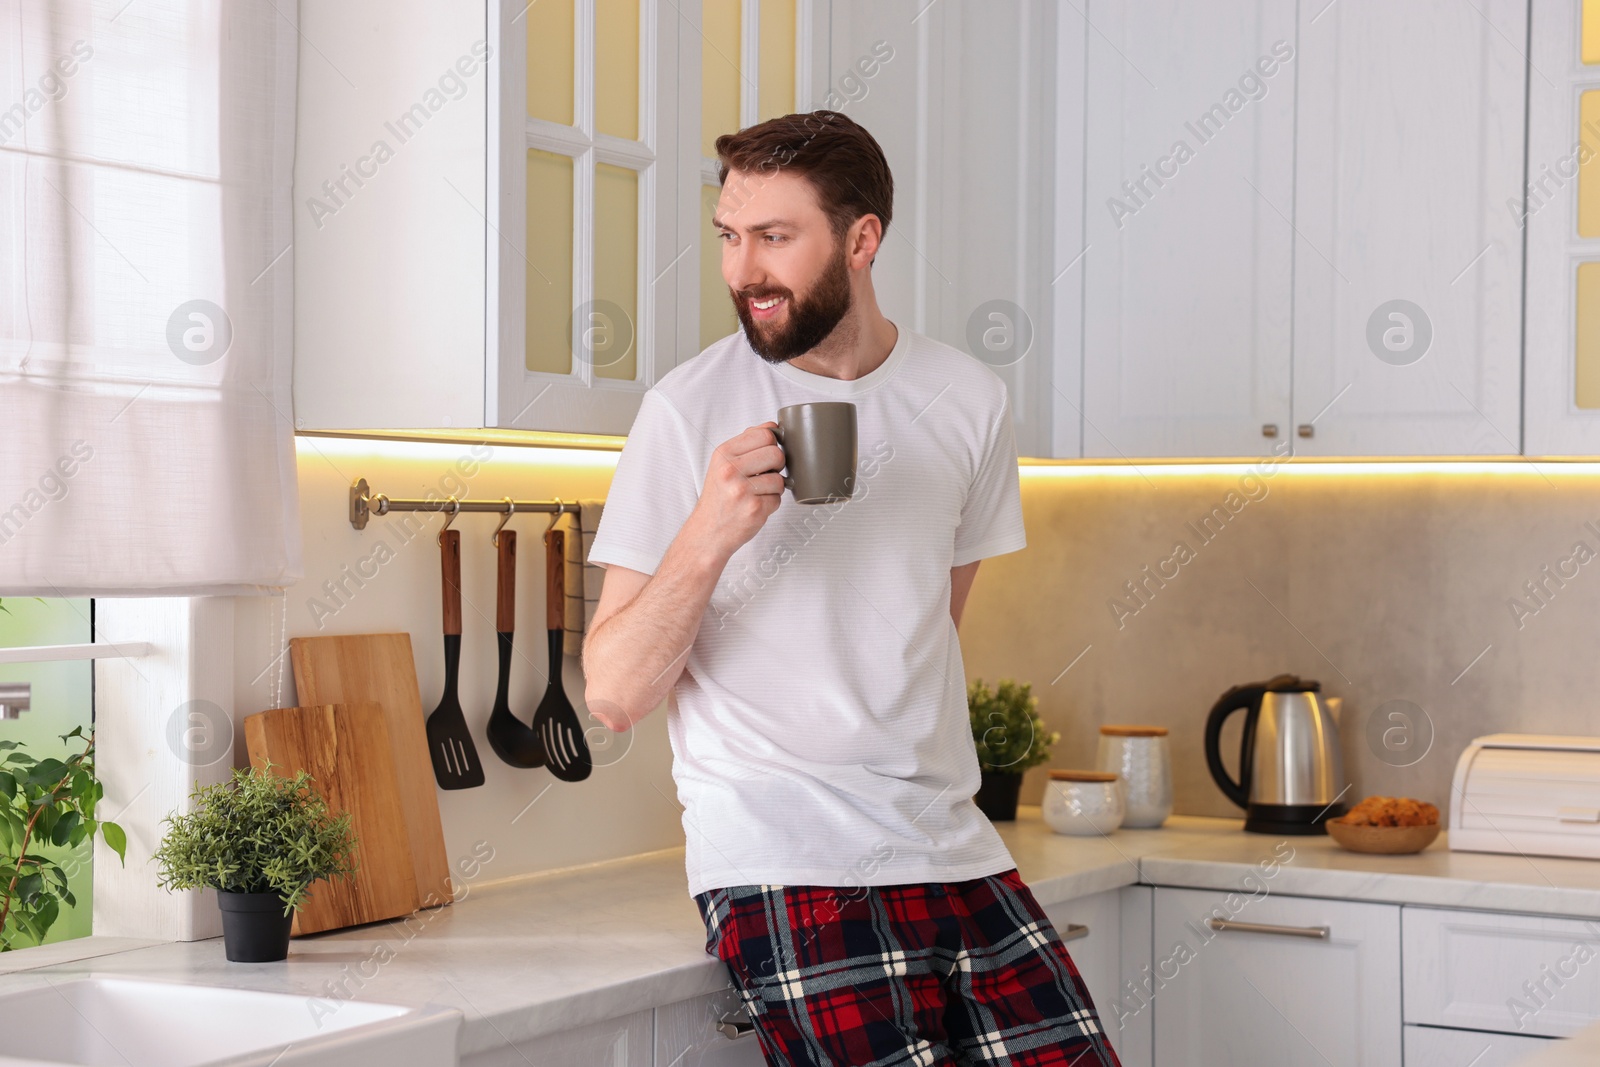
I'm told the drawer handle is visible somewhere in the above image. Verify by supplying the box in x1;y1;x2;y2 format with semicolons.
1061;923;1090;942
1206;917;1329;940
716;1011;756;1040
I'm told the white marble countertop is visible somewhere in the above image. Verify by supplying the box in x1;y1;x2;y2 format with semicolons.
4;809;1599;1058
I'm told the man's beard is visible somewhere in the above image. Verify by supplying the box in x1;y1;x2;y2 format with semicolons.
733;238;853;364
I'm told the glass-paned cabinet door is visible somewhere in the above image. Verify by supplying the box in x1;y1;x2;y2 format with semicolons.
491;0;676;434
694;0;826;354
1526;0;1600;453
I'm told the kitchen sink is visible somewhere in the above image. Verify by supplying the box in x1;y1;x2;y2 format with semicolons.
0;976;459;1067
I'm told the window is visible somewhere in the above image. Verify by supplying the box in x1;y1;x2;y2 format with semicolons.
0;598;95;949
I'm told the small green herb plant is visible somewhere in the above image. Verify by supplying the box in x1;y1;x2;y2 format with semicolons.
968;678;1059;774
0;727;127;951
153;765;358;917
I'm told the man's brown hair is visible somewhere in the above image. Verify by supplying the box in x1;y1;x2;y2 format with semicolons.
714;110;894;258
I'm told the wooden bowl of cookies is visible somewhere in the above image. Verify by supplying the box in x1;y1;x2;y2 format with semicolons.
1325;796;1441;854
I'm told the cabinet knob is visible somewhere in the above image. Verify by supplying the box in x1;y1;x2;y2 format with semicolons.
1261;424;1278;438
1298;424;1314;438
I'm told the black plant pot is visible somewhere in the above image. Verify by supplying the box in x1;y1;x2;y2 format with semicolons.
975;770;1024;822
217;890;294;962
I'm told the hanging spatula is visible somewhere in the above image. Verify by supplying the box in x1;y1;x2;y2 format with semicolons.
534;527;592;782
485;528;545;768
426;529;485;789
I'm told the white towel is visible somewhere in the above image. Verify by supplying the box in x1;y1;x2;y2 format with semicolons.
555;499;606;656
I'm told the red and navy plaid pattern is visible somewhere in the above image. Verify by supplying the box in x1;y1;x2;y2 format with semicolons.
694;867;1122;1066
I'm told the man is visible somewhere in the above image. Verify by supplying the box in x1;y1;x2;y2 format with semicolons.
583;110;1120;1066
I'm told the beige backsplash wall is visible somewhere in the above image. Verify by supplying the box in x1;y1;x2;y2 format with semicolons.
963;464;1600;820
234;440;1600;886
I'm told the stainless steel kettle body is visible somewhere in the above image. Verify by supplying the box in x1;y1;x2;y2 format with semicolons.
1204;674;1348;834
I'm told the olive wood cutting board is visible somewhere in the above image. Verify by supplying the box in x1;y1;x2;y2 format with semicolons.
243;702;419;935
289;633;454;907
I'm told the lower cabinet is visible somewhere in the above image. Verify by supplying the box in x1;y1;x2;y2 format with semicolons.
654;988;766;1066
1402;906;1600;1039
1402;1024;1553;1066
461;895;1600;1066
460;1006;653;1067
1149;887;1402;1066
1043;886;1154;1067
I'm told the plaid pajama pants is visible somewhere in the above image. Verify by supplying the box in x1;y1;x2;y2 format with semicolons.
694;867;1122;1067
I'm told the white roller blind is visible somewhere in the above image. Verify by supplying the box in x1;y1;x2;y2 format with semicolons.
0;0;301;596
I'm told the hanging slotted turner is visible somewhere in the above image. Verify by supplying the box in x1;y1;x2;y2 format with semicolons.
426;529;485;789
534;527;592;782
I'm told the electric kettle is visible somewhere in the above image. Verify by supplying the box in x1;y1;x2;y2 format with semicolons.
1204;674;1348;834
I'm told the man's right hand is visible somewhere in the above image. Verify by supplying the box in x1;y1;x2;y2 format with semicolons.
688;421;787;562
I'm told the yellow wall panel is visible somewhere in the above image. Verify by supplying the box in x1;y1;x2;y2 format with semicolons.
1582;92;1600;237
592;163;639;381
758;0;796;121
1577;263;1600;409
702;0;743;157
701;183;740;350
527;0;575;125
528;149;574;375
596;0;640;139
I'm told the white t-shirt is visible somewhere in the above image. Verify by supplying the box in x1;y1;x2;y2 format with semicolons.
586;319;1028;897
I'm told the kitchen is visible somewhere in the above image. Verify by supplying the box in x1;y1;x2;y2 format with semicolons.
2;0;1599;1064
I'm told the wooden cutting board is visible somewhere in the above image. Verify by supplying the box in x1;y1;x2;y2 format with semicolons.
290;634;454;907
243;703;419;935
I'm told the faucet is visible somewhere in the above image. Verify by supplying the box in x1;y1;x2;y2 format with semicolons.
0;683;30;719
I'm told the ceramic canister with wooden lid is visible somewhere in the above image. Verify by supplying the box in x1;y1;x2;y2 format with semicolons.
1096;725;1173;828
1043;770;1124;836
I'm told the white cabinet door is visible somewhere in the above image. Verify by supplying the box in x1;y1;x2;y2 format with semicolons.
1402;1025;1553;1067
1081;0;1297;459
1289;0;1526;456
1403;906;1600;1039
654;987;767;1066
461;1007;653;1067
292;0;491;432
1523;0;1600;456
829;0;1067;458
1150;887;1401;1066
1044;885;1153;1067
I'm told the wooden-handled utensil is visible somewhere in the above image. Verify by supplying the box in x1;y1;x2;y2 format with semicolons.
485;529;545;768
426;529;485;789
534;527;592;782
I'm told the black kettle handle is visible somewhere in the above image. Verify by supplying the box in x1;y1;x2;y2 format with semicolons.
1205;683;1265;810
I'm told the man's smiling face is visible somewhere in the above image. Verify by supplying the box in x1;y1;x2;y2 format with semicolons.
715;168;857;364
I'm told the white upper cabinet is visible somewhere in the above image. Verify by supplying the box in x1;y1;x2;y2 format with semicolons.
1524;0;1600;456
1081;0;1297;460
1290;0;1527;457
829;0;1068;458
292;0;824;436
1075;0;1529;460
488;0;681;434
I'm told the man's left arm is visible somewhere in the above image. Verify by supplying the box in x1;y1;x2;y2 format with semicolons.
951;560;980;629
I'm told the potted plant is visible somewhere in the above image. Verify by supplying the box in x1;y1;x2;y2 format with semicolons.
153;764;357;962
1;727;126;951
968;678;1058;821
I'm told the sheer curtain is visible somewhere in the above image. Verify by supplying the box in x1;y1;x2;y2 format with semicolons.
0;0;301;596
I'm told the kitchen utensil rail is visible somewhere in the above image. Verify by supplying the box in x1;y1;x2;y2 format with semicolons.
349;478;580;531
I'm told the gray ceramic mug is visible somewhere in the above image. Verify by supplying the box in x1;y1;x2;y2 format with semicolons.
773;402;857;504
